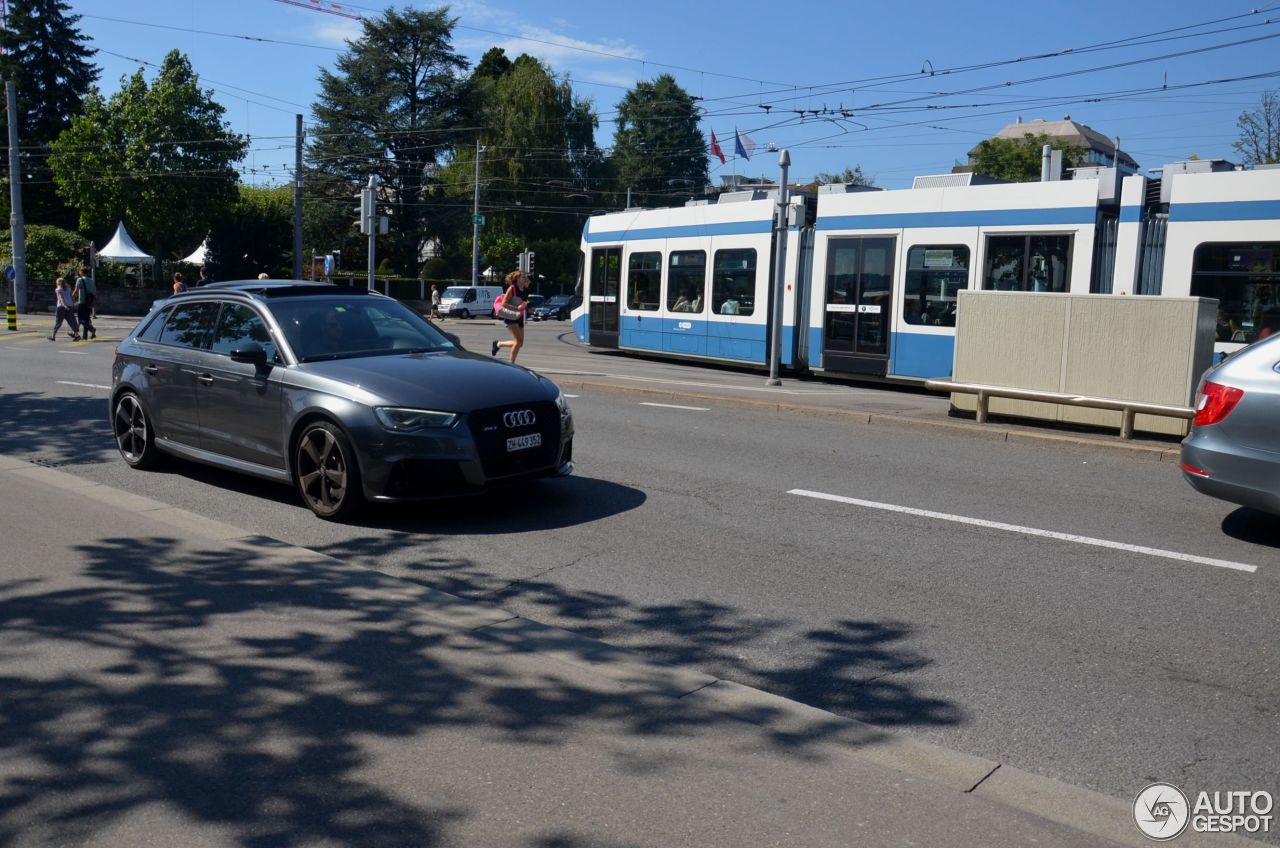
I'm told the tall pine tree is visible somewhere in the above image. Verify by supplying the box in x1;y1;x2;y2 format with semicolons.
0;0;99;228
307;8;472;276
612;75;708;209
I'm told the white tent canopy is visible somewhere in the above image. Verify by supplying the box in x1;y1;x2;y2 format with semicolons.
179;237;209;266
97;221;155;265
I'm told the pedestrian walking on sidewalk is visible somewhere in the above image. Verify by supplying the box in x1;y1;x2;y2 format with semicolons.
430;284;441;319
48;277;81;341
73;267;96;340
491;270;529;363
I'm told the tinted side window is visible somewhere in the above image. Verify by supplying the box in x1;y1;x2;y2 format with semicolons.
210;304;278;361
628;252;661;311
905;245;969;327
136;307;171;342
712;248;756;316
667;251;706;313
158;303;218;349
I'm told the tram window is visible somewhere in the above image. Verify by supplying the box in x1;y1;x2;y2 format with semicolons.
905;245;969;327
983;234;1072;293
712;249;756;316
1192;242;1280;343
667;251;706;313
628;251;661;311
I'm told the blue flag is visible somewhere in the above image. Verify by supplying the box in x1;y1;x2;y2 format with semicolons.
734;128;756;161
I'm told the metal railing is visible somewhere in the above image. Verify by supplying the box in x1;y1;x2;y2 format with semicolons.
924;379;1194;440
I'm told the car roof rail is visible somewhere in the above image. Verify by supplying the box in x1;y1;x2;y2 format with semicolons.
196;280;382;299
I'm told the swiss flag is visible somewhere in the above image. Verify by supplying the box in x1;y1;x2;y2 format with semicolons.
710;130;726;165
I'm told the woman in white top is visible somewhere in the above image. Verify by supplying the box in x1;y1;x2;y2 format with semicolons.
49;277;81;341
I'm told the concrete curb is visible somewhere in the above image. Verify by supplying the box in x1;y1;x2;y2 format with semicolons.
7;455;1251;847
554;377;1180;462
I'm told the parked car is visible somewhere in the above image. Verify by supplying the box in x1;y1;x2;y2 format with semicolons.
111;280;574;520
523;294;546;314
531;295;579;321
439;285;503;319
1180;333;1280;515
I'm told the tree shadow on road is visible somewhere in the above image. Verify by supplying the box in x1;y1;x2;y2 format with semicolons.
0;530;960;847
0;391;116;466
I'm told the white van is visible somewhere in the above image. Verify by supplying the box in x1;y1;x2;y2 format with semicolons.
439;285;503;319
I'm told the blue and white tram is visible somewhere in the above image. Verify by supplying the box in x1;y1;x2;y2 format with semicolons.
808;177;1106;378
574;192;808;367
572;160;1280;379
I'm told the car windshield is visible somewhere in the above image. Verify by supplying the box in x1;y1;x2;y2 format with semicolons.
546;296;573;306
271;297;455;362
441;287;469;298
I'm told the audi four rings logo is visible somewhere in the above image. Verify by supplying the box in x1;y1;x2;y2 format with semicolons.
503;409;537;428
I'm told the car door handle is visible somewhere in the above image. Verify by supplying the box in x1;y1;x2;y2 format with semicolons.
196;373;214;386
143;365;160;375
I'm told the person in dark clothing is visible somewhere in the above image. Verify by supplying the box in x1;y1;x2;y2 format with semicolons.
73;266;96;340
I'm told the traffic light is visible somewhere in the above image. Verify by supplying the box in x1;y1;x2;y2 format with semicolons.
354;187;373;235
518;249;535;274
331;250;341;270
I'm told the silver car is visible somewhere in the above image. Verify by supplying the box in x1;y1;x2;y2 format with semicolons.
111;281;574;520
1181;333;1280;515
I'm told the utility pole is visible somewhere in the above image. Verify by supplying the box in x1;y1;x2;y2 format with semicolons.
293;114;303;280
364;175;377;291
766;149;791;387
471;139;483;286
6;80;27;317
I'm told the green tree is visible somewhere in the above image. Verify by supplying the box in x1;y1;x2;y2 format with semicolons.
969;133;1083;182
814;165;875;187
612;74;708;209
0;223;85;284
208;184;294;280
48;50;246;262
0;0;99;228
444;50;602;243
308;7;472;276
1233;90;1280;167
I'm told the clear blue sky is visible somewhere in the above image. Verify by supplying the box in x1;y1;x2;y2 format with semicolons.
68;0;1280;189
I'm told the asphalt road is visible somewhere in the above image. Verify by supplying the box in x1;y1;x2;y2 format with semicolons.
2;315;1276;824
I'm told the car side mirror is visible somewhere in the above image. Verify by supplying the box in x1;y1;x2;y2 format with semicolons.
230;343;268;367
443;331;462;348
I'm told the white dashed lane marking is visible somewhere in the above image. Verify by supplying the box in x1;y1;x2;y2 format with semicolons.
789;489;1258;574
639;402;710;412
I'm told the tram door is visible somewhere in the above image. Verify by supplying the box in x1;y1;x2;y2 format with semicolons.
821;237;894;375
588;246;621;349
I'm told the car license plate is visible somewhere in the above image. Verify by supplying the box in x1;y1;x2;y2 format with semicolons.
506;433;541;452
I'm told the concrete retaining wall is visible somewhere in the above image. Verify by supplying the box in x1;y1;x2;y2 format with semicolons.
951;291;1217;436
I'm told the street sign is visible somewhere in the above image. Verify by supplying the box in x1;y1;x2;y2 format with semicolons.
3;265;14;282
473;214;485;226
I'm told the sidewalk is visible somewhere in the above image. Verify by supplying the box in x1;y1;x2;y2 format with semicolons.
2;455;1253;848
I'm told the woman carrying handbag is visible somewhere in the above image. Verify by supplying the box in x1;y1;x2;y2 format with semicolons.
491;270;531;363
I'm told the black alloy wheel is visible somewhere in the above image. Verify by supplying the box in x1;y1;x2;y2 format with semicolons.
294;421;363;520
113;392;163;469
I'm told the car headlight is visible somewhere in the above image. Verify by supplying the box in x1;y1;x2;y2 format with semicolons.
374;407;458;431
554;389;571;416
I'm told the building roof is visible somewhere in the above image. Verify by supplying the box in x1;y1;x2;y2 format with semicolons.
968;117;1140;170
